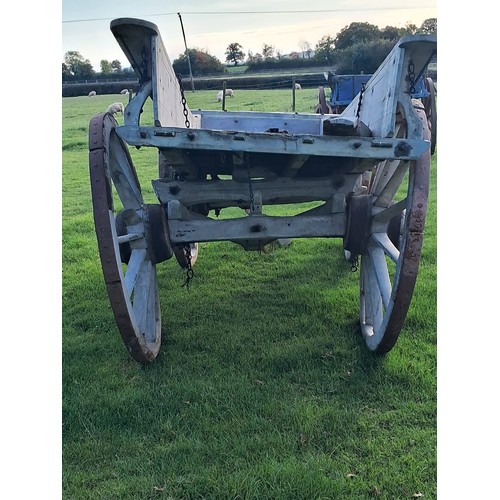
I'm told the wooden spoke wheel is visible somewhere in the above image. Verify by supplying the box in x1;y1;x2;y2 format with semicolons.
89;112;172;363
355;104;431;353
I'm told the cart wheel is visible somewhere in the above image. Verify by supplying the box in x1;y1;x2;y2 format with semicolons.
357;103;431;353
315;86;333;114
89;112;169;363
422;77;437;155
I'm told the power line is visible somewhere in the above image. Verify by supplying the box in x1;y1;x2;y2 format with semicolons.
62;6;435;24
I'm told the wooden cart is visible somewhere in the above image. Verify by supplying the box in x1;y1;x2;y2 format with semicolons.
89;18;437;363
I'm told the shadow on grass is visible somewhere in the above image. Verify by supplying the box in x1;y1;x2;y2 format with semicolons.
63;235;436;499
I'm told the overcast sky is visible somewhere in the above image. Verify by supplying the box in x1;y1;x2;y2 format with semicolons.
62;0;437;70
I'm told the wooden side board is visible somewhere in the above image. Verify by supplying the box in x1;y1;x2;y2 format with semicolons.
110;18;196;129
340;35;437;140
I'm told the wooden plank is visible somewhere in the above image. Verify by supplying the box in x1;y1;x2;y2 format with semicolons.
341;35;437;139
166;211;345;243
111;18;197;129
198;110;323;135
152;36;196;128
116;126;429;161
153;175;359;208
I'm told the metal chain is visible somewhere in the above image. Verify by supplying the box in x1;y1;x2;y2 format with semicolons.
349;254;359;272
245;154;255;213
356;83;366;119
176;74;191;129
181;245;194;289
407;60;416;95
177;74;193;289
139;48;149;84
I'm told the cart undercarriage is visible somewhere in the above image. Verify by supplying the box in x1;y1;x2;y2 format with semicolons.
89;18;436;363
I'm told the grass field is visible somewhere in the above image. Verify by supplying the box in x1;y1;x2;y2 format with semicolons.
62;89;437;499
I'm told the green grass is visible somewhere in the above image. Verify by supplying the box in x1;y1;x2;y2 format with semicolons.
62;90;437;499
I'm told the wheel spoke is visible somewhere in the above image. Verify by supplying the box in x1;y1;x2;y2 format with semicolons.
124;248;147;297
371;160;396;197
371;232;400;263
132;261;158;343
373;198;406;224
105;119;143;209
369;246;392;309
374;160;409;208
362;254;383;333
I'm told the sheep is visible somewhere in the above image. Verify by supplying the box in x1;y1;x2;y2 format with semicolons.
106;102;124;115
120;89;129;95
216;88;235;102
88;90;97;97
294;83;302;90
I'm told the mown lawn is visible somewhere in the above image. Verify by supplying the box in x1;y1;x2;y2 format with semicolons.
62;89;437;499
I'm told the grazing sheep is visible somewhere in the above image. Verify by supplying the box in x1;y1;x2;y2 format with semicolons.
294;83;302;90
88;90;97;97
120;89;129;95
106;102;124;115
216;88;235;102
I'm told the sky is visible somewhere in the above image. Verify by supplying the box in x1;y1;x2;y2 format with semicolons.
62;0;437;71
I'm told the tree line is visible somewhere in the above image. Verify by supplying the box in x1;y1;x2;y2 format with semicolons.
62;19;436;81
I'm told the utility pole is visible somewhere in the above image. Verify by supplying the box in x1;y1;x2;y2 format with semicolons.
178;13;195;92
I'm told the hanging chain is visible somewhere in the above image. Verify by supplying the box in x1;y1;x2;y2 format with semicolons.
181;245;194;289
349;254;359;272
356;82;366;119
176;74;193;289
139;48;149;84
407;59;416;95
245;154;255;213
176;74;191;129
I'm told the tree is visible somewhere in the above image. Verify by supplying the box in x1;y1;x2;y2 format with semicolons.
381;26;406;41
172;48;224;76
314;35;336;64
404;23;418;35
420;18;437;34
247;51;263;64
62;62;72;79
225;42;245;66
335;39;395;74
334;22;381;51
100;59;113;75
63;51;95;78
262;43;275;60
111;60;122;72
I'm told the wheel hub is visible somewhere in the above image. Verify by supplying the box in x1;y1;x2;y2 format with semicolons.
343;193;372;256
115;204;173;265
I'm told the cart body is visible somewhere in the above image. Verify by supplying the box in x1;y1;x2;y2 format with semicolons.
88;18;437;362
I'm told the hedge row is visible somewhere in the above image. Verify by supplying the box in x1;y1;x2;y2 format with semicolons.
62;69;436;97
62;73;332;97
